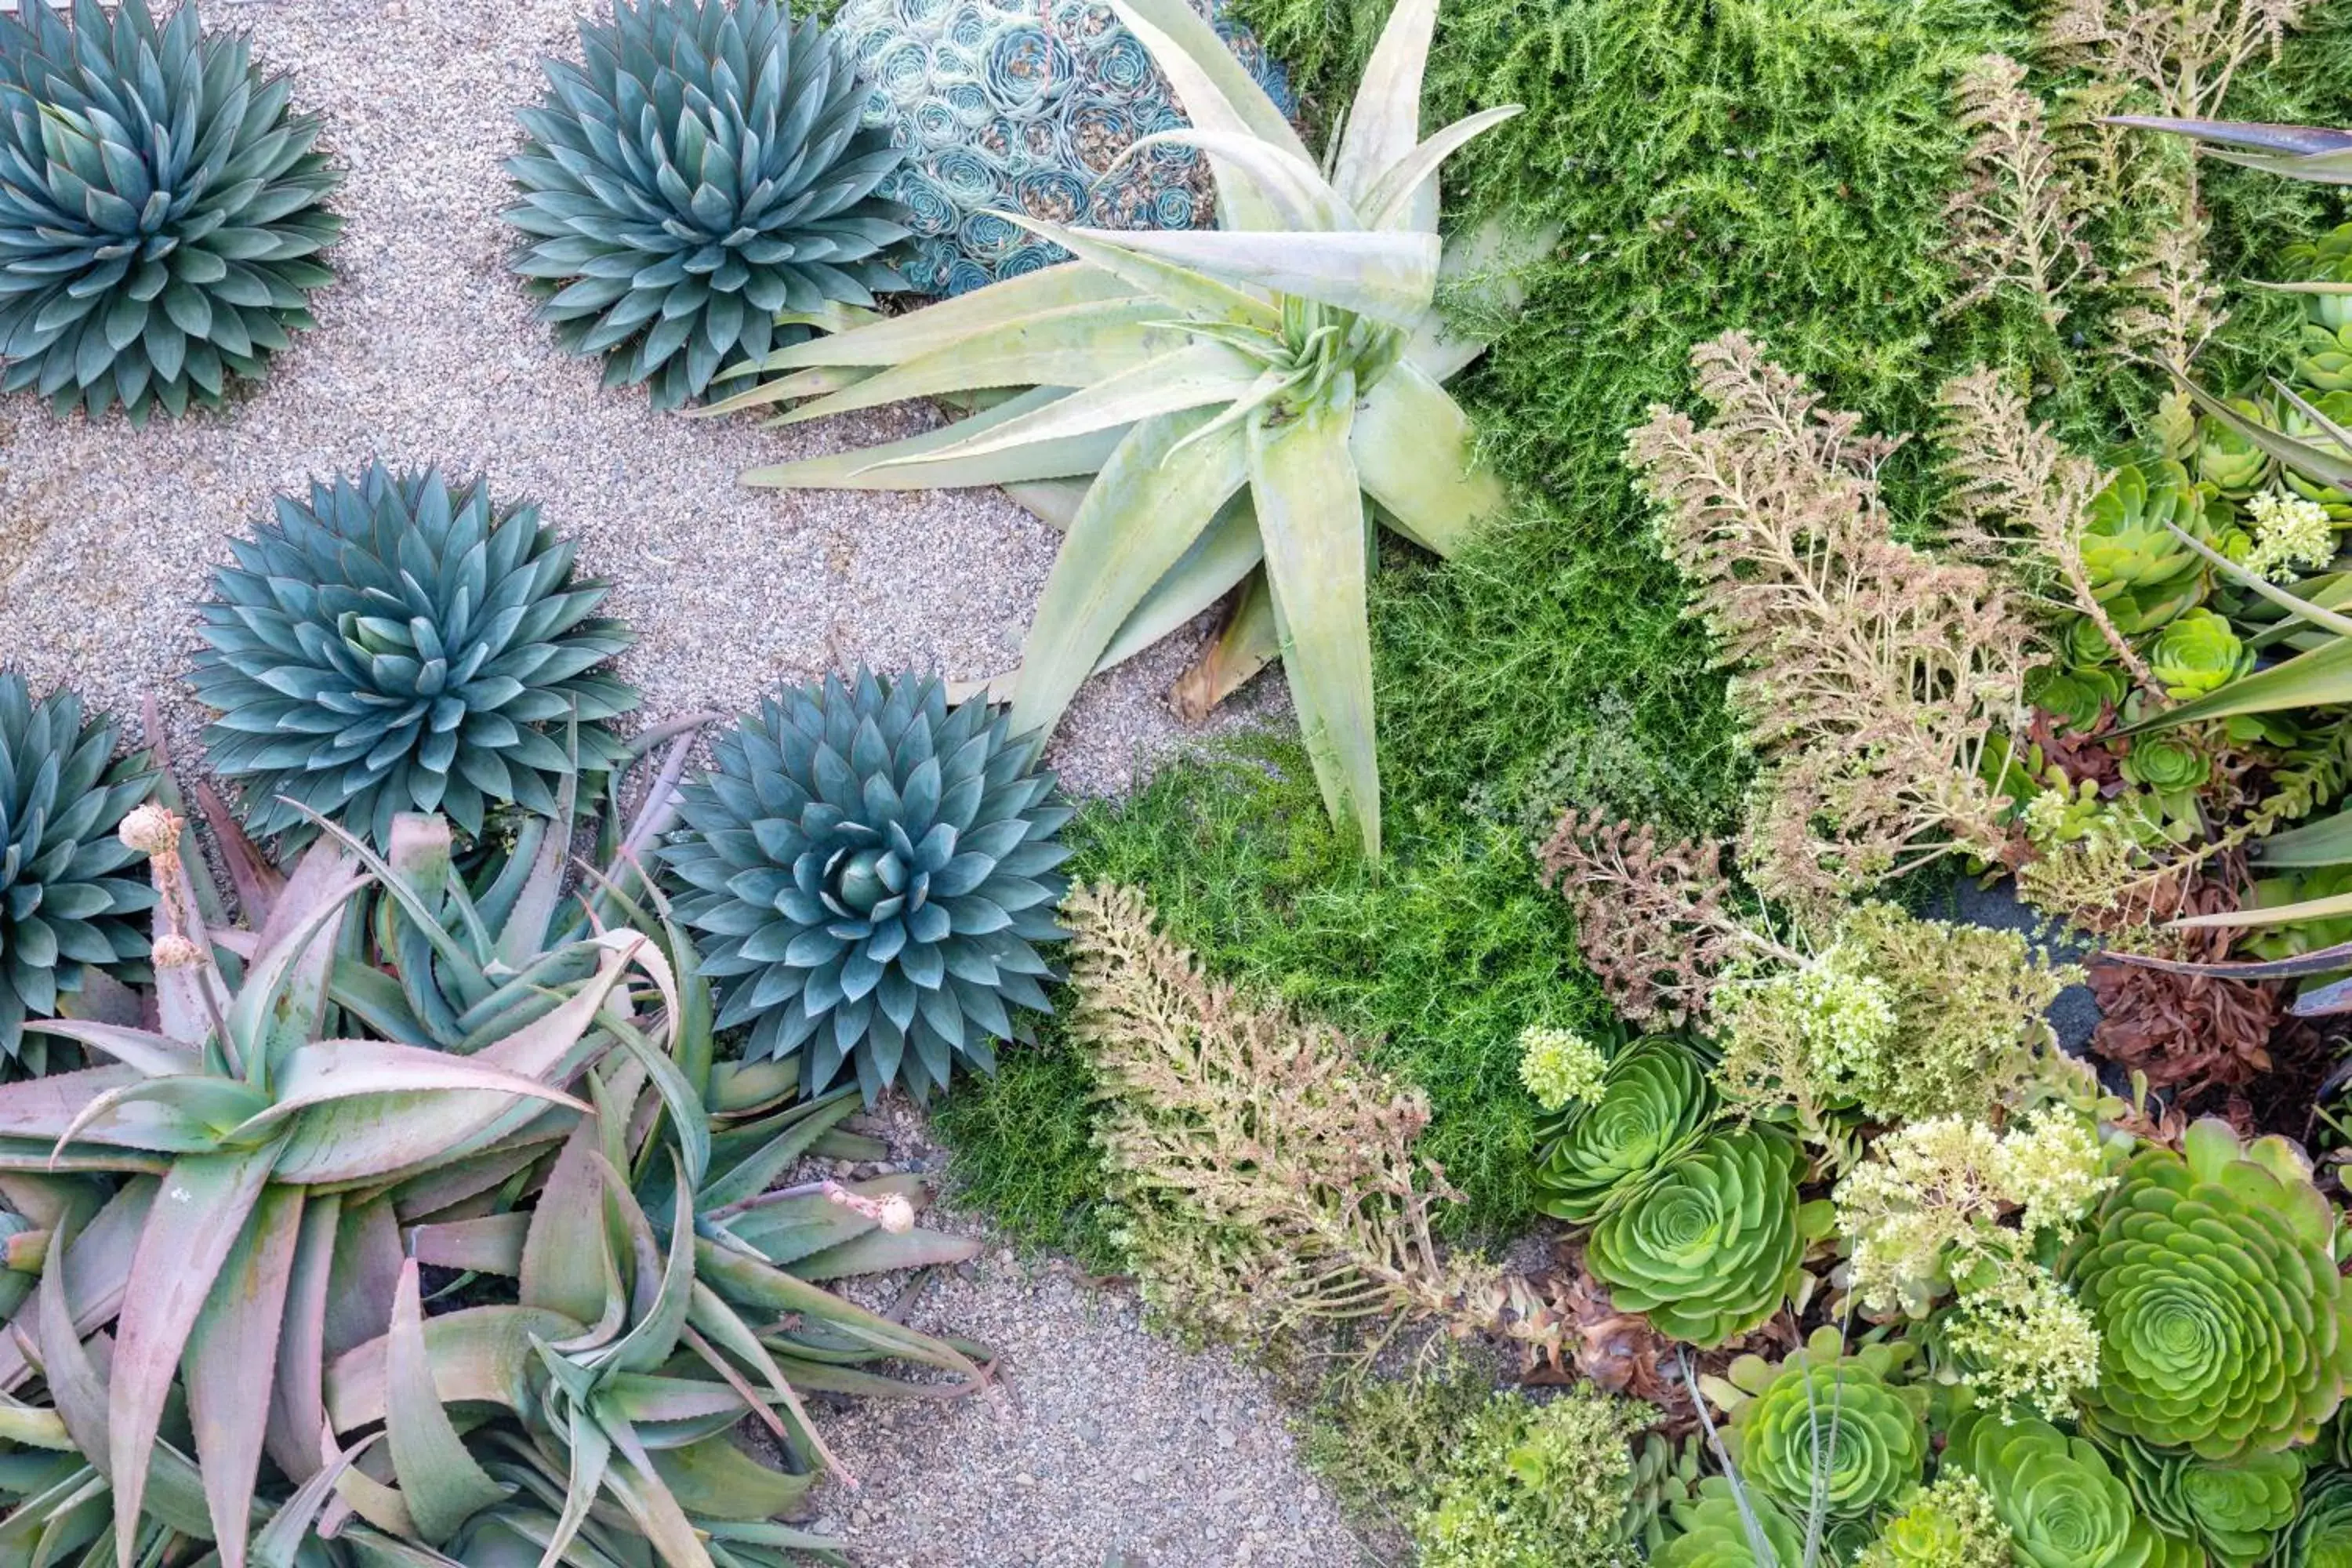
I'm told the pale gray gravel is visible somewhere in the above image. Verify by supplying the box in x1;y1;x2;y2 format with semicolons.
0;2;1335;1564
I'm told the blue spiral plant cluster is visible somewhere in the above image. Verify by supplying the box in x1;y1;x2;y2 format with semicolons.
835;0;1294;293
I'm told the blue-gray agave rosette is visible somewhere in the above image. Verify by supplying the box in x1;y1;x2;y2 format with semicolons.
661;670;1071;1103
190;464;639;847
838;0;1290;292
0;0;341;421
504;0;910;408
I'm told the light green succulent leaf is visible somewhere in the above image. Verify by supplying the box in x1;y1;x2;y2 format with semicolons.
1349;361;1506;556
1331;0;1436;219
16;1020;201;1080
766;299;1188;428
1009;411;1250;745
876;343;1261;474
739;264;1142;375
1249;379;1381;855
384;1260;511;1543
1058;227;1441;330
1105;0;1308;228
51;1071;272;1156
1002;478;1091;531
1360;104;1524;231
997;215;1280;329
1116;129;1358;230
539;1403;612;1568
744;385;1076;488
2176;372;2352;491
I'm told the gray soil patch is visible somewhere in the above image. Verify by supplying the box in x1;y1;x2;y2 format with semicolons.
0;2;1337;1565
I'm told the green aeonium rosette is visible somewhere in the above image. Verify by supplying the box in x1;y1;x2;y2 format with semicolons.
1532;1035;1716;1221
1714;1326;1927;1521
1655;1476;1805;1568
1948;1411;2191;1568
2107;1436;2303;1568
1586;1124;1813;1347
2147;609;2249;701
2283;1468;2352;1568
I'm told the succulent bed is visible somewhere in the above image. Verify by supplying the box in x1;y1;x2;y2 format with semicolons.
27;0;2352;1565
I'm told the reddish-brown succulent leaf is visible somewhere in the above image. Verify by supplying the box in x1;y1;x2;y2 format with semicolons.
266;1192;341;1481
321;1196;402;1362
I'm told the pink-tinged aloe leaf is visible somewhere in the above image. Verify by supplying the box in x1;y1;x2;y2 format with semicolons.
699;1091;862;1214
215;1040;593;1145
324;1305;583;1430
684;1287;844;1481
597;1154;695;1377
408;1212;529;1274
45;1071;263;1157
193;779;286;928
692;1238;985;1381
793;1225;985;1281
1009;410;1250;749
227;860;368;1088
389;1138;555;1226
265;1192;340;1480
1250;377;1381;855
18;1021;201;1079
1350;362;1505;557
0;1178;151;1394
539;1399;613;1568
36;1218;112;1468
384;1260;510;1543
647;1431;815;1523
322;1195;405;1364
108;1140;282;1568
269;949;630;1187
252;1432;376;1568
602;1421;717;1568
0;1065;148;1143
597;1372;747;1426
187;1182;303;1568
598;1014;707;1196
521;1117;611;1325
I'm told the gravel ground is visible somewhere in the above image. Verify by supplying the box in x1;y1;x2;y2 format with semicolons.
0;0;1279;800
0;2;1338;1564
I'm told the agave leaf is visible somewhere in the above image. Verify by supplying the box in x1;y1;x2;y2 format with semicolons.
186;1183;304;1568
110;1138;285;1568
2107;114;2352;182
764;299;1186;429
1360;105;1523;231
871;342;1261;477
736;264;1140;375
1008;410;1250;746
2127;635;2352;731
1331;0;1436;216
997;214;1280;329
386;1260;515;1542
1250;378;1381;855
1350;361;1506;555
1058;226;1439;329
2172;372;2352;491
1116;129;1357;230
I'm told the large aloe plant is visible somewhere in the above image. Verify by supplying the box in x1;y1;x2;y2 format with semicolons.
711;0;1526;855
0;777;985;1565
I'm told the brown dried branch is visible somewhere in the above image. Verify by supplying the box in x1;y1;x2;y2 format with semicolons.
2042;0;2305;126
1063;882;1503;1352
2108;219;2226;369
2088;872;2280;1107
1536;810;1758;1027
1627;334;2040;908
1946;55;2098;327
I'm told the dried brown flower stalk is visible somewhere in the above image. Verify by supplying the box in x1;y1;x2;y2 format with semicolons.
2107;219;2226;369
1935;365;2151;687
1628;334;2038;907
1947;55;2097;327
1063;882;1504;1351
1536;810;1760;1027
2042;0;2305;128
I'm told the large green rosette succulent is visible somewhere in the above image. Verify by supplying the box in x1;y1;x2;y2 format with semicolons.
2062;1120;2352;1458
2282;1468;2352;1568
1532;1035;1716;1221
2107;1437;2303;1568
0;673;157;1068
2082;462;2231;634
661;669;1072;1104
2147;609;2249;701
1712;1326;1927;1522
2198;398;2274;497
1654;1477;1805;1568
189;464;639;847
1948;1412;2189;1568
1586;1125;1809;1347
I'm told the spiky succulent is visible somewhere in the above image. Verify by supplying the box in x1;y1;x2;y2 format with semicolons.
1712;1327;1927;1523
0;0;340;421
2063;1120;2352;1458
1948;1412;2190;1568
662;669;1071;1104
0;673;155;1068
725;0;1534;856
189;464;638;847
1585;1125;1810;1348
1655;1477;1805;1568
1531;1035;1716;1221
2106;1436;2304;1568
505;0;909;408
2284;1469;2352;1568
836;0;1295;294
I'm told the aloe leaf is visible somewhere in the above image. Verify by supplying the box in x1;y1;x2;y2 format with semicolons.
739;264;1142;379
646;1434;811;1523
263;1192;339;1480
1361;105;1523;231
693;1237;984;1379
383;1260;510;1543
2107;115;2352;182
684;1285;837;1476
1105;0;1307;227
601;1425;718;1568
1331;0;1437;215
0;1402;71;1450
227;849;367;1083
322;1196;405;1362
745;385;1097;489
0;1178;151;1395
1058;227;1440;330
16;1021;201;1079
996;214;1279;328
2095;943;2352;982
186;1182;303;1568
2173;887;2352;929
1250;379;1381;855
325;1305;582;1431
597;1155;695;1376
1170;568;1279;722
2252;806;2352;868
766;299;1186;429
109;1140;285;1568
0;1066;147;1145
252;1434;373;1568
52;1072;268;1156
36;1218;112;1467
2172;372;2352;490
792;1225;983;1279
539;1406;612;1568
1350;361;1506;555
697;1090;860;1213
1008;411;1250;747
521;1117;612;1326
1115;129;1356;230
218;1040;593;1146
1406;218;1555;381
2126;634;2352;731
405;1213;528;1276
873;342;1259;477
599;1014;709;1197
